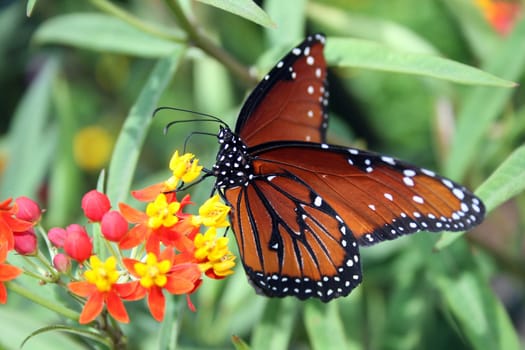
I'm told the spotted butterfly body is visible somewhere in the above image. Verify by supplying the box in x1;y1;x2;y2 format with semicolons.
211;34;485;302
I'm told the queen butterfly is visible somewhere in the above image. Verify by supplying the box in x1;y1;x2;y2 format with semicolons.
207;33;485;302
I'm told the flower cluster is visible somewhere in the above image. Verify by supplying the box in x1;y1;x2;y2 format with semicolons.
0;151;235;326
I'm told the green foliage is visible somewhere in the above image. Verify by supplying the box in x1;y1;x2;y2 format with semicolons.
2;0;524;349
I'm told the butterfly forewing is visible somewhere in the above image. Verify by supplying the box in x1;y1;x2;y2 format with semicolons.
235;34;329;146
250;142;485;245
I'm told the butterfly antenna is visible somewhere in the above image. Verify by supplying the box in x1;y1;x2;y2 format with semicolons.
183;131;217;153
154;106;229;131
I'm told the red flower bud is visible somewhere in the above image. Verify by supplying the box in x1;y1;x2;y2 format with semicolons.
48;227;67;248
63;224;92;263
13;228;37;255
53;253;71;273
15;196;41;222
100;210;128;242
81;190;111;222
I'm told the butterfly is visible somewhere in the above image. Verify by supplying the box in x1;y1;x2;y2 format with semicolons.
208;33;485;302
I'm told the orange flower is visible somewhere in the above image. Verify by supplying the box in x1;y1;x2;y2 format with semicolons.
131;151;202;202
193;227;236;279
68;256;136;324
0;198;34;250
118;194;194;254
476;0;522;35
123;249;201;321
0;243;22;304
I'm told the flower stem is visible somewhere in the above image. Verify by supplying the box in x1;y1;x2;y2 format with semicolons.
88;0;185;42
7;282;79;321
163;0;257;86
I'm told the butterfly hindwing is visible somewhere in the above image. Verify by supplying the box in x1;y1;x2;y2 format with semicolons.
224;171;362;302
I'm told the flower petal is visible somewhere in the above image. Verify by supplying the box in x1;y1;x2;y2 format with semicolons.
0;263;22;281
118;202;148;223
106;291;129;323
131;183;165;202
68;281;96;297
147;286;165;322
79;292;105;324
0;282;7;304
119;224;149;250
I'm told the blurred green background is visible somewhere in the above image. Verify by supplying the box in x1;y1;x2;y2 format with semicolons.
0;0;524;349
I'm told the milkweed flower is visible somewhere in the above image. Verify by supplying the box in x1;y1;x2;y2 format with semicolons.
192;194;230;228
0;198;34;250
68;255;135;324
119;194;194;254
100;210;128;242
63;224;93;263
169;151;202;184
81;190;111;222
131;151;202;202
13;228;37;256
14;196;42;223
193;227;235;279
123;250;201;321
0;243;22;304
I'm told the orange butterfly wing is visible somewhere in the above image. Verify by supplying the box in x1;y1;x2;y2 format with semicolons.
236;34;328;145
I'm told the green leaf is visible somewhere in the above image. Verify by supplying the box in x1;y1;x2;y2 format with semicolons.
264;0;306;46
106;49;185;205
308;2;439;55
444;17;525;180
250;298;298;350
435;145;525;249
435;273;520;350
304;300;353;350
34;14;180;57
21;324;112;349
196;0;276;28
0;58;58;199
325;37;515;87
26;0;37;17
232;335;251;350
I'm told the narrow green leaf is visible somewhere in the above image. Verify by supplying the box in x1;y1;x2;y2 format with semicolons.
308;2;439;55
435;273;520;350
444;17;525;180
304;300;352;350
436;145;525;249
0;58;58;199
196;0;276;28
21;324;112;348
26;0;37;17
106;49;185;205
264;0;306;46
325;37;515;87
232;335;251;350
250;298;298;350
34;14;180;57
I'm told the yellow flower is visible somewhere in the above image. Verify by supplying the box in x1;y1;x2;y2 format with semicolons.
164;151;203;190
84;256;120;292
73;125;114;171
194;227;235;277
192;194;230;228
134;253;172;288
146;194;181;229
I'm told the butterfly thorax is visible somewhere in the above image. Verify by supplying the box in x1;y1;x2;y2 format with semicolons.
213;126;253;189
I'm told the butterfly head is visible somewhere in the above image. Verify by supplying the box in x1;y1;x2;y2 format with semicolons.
213;126;252;189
